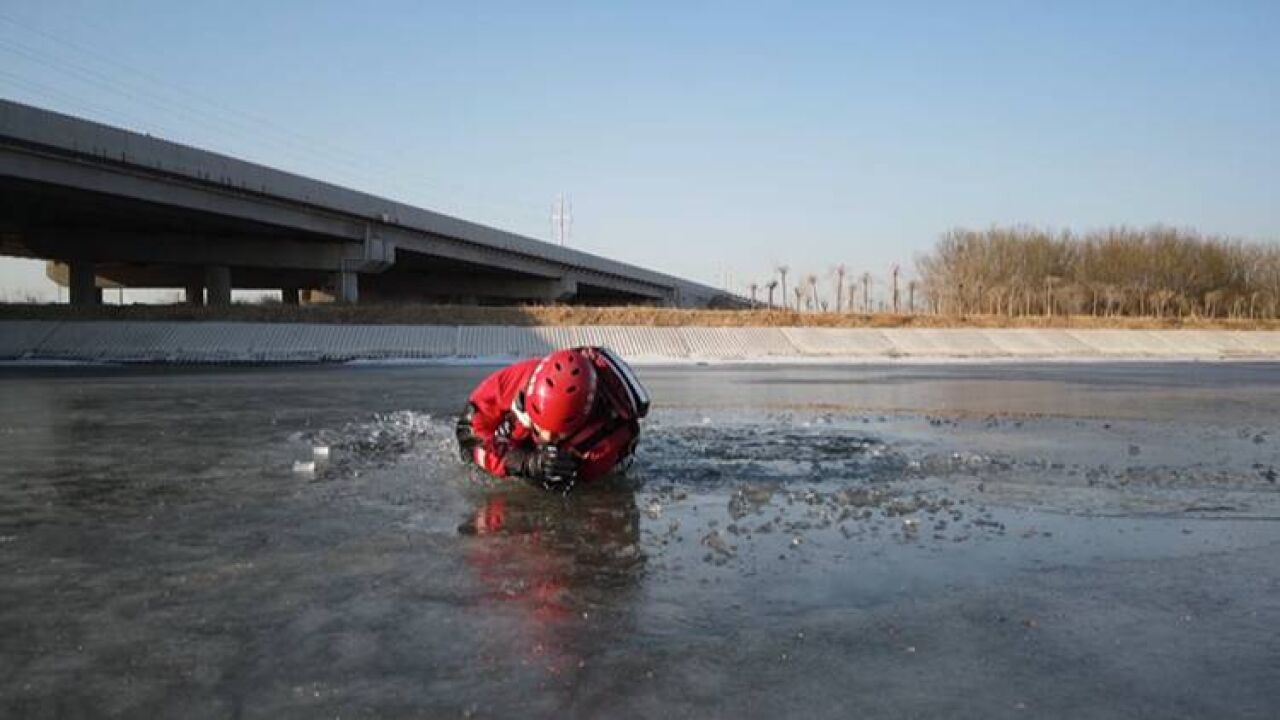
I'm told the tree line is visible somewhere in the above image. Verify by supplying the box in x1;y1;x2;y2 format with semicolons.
744;264;917;314
915;226;1280;319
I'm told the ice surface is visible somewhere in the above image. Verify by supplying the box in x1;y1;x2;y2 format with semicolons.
2;362;1279;718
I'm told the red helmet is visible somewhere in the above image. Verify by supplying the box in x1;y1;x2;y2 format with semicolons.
524;349;597;437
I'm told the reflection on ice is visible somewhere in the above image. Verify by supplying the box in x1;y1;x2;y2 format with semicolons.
457;486;644;678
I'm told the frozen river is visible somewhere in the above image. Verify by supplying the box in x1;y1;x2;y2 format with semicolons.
2;362;1279;718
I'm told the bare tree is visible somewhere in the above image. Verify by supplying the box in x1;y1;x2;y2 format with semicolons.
748;282;759;308
860;272;872;313
832;264;847;313
1204;288;1226;318
766;279;778;309
1151;289;1176;318
805;273;820;312
891;264;901;313
776;265;790;311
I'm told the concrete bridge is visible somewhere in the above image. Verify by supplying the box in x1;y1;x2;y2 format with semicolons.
0;99;728;307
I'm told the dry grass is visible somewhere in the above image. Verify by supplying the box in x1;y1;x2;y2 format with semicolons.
4;302;1280;330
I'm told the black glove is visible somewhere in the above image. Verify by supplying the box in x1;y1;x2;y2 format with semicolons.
505;444;579;489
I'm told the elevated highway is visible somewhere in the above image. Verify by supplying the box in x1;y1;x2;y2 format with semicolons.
0;99;728;307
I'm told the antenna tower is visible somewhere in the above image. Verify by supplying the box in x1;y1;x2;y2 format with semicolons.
551;193;573;246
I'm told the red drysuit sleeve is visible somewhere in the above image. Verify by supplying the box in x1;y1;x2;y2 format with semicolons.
458;358;539;479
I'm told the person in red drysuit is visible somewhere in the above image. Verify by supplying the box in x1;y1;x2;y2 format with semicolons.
455;346;649;491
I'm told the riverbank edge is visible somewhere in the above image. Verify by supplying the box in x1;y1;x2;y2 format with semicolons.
3;320;1280;365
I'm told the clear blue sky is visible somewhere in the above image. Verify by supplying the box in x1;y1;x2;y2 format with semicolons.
2;0;1278;298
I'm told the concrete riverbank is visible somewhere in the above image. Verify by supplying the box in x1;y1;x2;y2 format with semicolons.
4;320;1280;363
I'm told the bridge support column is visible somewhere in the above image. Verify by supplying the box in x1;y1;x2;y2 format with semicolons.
547;278;577;303
335;271;359;304
205;265;231;306
281;287;300;306
69;259;100;306
185;280;204;306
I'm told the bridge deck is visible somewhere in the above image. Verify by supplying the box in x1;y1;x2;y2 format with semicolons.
0;99;728;307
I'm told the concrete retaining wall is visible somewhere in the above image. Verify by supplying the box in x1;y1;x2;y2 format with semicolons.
2;320;1279;363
